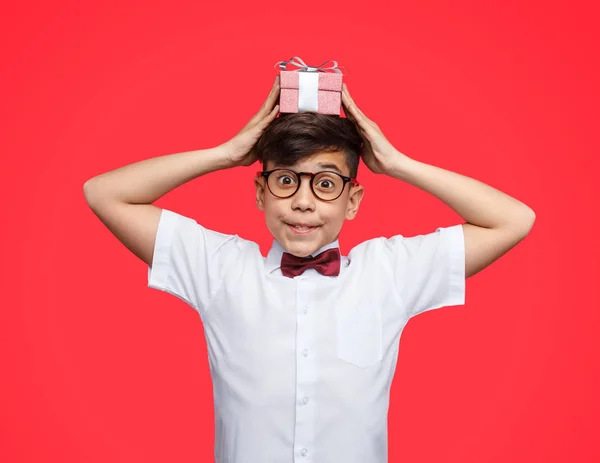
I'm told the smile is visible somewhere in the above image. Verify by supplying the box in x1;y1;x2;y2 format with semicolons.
286;223;320;234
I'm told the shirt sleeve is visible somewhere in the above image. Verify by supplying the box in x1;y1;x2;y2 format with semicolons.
386;224;466;319
147;208;245;314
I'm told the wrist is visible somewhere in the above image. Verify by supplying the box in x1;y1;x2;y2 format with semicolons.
387;155;419;181
213;143;242;169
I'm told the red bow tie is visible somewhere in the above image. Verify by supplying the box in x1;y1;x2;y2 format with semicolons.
280;248;341;278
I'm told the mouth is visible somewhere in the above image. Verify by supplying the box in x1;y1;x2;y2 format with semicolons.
285;222;321;234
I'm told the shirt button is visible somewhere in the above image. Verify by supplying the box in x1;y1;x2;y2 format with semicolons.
301;349;308;357
302;307;308;314
300;448;308;456
301;396;309;405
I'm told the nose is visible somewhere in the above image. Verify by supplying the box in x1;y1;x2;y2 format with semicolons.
291;176;316;211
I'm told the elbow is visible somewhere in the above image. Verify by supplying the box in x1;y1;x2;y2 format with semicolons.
498;206;535;237
83;179;96;201
524;206;536;226
83;178;104;206
515;207;536;236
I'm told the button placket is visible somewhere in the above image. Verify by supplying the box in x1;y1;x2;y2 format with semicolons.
294;279;317;462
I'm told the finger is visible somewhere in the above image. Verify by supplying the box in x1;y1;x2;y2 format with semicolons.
342;93;367;127
342;83;370;124
259;75;280;104
343;102;368;137
258;104;279;129
342;101;358;125
343;105;366;141
261;77;281;111
341;92;359;124
263;80;280;108
249;79;280;124
271;75;280;94
341;85;362;119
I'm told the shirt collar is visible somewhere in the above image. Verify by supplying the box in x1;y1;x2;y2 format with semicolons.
265;238;341;275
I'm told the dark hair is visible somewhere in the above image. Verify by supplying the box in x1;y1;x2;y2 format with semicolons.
255;112;362;178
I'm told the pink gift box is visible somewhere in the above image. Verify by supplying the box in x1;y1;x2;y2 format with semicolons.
279;70;343;115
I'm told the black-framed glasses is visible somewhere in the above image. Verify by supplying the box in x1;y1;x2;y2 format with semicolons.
256;168;359;201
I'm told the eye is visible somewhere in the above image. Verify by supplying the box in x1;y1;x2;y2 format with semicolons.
314;173;340;190
276;174;297;186
316;179;334;189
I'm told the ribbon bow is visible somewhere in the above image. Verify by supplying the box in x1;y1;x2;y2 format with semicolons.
280;248;341;278
274;56;347;75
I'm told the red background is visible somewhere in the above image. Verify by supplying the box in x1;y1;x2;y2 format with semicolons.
1;1;598;462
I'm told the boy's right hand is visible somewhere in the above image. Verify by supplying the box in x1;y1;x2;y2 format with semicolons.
221;76;280;167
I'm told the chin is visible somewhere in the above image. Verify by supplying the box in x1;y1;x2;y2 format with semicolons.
282;240;314;256
281;234;324;257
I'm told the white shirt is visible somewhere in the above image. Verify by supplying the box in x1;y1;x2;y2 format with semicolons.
148;208;466;463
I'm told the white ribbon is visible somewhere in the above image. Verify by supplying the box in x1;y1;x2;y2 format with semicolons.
274;56;346;112
298;72;319;112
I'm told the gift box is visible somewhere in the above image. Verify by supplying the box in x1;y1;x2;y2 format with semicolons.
275;57;346;115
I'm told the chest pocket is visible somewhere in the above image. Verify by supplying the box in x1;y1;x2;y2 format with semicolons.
334;303;383;368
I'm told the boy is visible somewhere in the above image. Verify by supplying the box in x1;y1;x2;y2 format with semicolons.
84;75;535;463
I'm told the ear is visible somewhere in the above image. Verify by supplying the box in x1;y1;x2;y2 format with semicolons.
345;184;364;220
254;175;266;211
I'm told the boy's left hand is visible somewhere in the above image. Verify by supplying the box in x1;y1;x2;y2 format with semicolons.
341;83;411;175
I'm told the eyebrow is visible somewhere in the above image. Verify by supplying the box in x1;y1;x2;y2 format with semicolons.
315;163;344;174
273;162;346;175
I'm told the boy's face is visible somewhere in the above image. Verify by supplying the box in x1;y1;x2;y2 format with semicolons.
255;151;364;257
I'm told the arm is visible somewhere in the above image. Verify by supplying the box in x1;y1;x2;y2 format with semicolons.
388;159;535;278
341;83;535;279
83;75;281;268
83;145;237;266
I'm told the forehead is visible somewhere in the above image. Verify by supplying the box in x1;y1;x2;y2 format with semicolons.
269;151;349;175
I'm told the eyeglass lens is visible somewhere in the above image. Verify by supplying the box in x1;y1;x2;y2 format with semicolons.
267;169;345;200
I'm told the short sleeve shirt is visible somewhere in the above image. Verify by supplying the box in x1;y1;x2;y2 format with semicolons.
148;208;466;463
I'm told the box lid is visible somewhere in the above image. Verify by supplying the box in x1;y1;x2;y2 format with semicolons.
279;70;342;91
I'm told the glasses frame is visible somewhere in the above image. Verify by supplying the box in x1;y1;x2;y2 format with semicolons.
257;168;360;202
